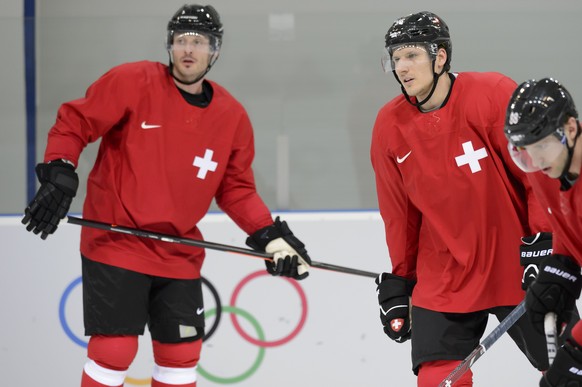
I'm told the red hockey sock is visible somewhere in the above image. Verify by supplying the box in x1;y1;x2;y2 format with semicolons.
81;335;139;387
81;361;126;387
417;360;473;387
151;340;201;386
151;364;197;387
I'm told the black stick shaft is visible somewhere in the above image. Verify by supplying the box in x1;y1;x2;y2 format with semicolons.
438;300;526;386
66;216;378;279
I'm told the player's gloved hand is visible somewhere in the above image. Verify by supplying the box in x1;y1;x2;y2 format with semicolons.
520;232;553;290
540;339;582;387
246;216;311;280
22;160;79;240
526;254;581;334
375;272;416;343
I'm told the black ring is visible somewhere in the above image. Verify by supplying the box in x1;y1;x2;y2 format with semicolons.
201;276;222;341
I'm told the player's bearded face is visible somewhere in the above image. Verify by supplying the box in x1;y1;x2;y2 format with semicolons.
390;45;434;100
170;32;213;83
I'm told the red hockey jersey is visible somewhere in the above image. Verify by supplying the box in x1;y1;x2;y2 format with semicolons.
528;172;582;264
44;61;273;279
371;72;549;312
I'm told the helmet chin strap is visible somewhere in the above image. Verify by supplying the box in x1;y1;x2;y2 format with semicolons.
558;122;581;191
393;59;447;108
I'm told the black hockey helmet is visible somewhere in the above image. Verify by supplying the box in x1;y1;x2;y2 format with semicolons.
504;78;578;147
166;4;223;50
385;11;452;72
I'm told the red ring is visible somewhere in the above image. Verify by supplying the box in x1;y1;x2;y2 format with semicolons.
229;270;308;347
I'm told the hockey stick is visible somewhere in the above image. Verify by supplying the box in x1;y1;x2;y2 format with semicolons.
545;312;558;366
438;300;526;387
65;216;378;279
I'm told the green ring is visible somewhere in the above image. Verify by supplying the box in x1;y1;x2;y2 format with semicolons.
198;306;266;384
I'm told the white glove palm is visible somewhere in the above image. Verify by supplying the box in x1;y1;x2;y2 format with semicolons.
246;217;312;280
265;237;310;278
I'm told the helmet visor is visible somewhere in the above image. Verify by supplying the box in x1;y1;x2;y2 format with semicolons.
507;134;566;173
381;43;434;73
168;31;220;54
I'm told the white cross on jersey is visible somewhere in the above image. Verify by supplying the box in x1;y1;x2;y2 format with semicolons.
455;141;488;173
193;149;218;179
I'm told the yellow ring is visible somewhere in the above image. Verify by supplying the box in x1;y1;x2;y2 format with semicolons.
125;377;151;385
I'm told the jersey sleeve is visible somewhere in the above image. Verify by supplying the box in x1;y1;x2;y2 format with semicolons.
44;65;136;166
488;75;551;234
370;110;420;280
214;108;273;234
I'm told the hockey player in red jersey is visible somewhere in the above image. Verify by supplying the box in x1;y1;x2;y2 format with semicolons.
21;4;311;387
370;11;558;386
505;78;582;387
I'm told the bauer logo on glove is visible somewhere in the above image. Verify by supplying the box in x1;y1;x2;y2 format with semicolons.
520;232;553;290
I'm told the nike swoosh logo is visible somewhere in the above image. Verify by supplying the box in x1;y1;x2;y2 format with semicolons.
141;121;161;129
396;151;412;163
196;307;204;315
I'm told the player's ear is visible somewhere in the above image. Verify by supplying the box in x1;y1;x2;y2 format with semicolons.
565;117;579;145
436;48;447;72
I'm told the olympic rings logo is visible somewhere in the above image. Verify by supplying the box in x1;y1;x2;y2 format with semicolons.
59;270;308;384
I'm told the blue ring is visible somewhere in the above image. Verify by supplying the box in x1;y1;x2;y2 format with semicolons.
58;276;87;348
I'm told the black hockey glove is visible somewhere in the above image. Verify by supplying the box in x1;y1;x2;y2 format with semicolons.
375;272;416;343
520;232;553;290
540;339;582;387
246;217;312;280
526;254;582;334
22;160;79;240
